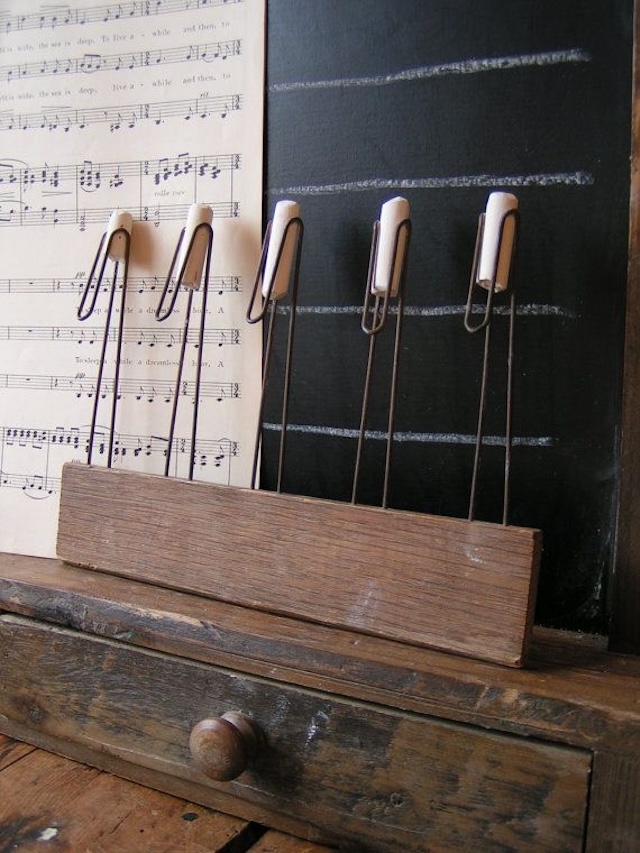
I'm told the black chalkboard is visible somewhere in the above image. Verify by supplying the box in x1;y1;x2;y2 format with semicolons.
262;0;633;634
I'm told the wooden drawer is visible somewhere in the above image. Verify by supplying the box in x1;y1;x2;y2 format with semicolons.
0;615;591;852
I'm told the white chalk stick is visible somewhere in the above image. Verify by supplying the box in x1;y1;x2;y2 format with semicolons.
105;210;133;262
262;200;301;300
371;196;410;296
176;203;213;289
477;191;518;292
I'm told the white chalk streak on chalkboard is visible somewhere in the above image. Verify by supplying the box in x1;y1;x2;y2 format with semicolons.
263;422;554;448
286;304;577;319
271;172;593;195
269;49;591;92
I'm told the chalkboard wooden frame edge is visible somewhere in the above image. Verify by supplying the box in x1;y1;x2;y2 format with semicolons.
611;0;640;654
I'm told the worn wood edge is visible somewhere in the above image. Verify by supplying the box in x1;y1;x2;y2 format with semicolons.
1;554;639;754
56;463;542;667
585;751;640;852
0;732;37;771
0;741;265;849
0;716;340;850
611;0;640;655
251;831;338;853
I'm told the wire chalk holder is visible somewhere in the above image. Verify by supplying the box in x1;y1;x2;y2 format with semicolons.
352;196;411;508
155;203;213;480
246;200;303;492
57;195;542;669
77;209;133;467
464;191;520;525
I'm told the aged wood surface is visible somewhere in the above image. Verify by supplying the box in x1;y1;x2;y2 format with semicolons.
0;615;590;853
0;739;281;853
0;735;35;773
251;831;339;853
0;721;335;850
56;463;541;666
612;0;640;654
1;553;639;755
585;751;640;853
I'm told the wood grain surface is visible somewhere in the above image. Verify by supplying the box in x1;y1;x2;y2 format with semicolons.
2;553;640;755
0;615;589;852
56;463;541;666
0;735;270;853
2;555;640;849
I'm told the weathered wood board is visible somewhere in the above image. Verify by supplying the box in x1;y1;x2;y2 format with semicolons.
56;463;541;666
0;617;590;853
0;735;317;853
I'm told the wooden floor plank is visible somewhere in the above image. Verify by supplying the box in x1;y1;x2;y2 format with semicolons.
0;736;36;772
0;748;256;852
247;830;336;852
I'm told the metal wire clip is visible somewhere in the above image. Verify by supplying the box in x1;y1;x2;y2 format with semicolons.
246;200;303;492
464;191;520;524
77;209;133;466
155;203;213;479
352;196;411;508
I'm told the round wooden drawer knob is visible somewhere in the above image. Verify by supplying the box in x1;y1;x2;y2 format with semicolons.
189;712;264;781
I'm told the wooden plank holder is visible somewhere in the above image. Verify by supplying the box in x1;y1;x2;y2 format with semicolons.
56;463;541;668
56;195;541;669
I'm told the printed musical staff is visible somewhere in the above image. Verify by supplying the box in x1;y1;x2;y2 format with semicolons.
0;274;241;295
0;201;239;229
0;94;242;134
0;0;243;35
0;324;242;347
0;0;264;556
0;372;241;402
1;39;242;84
0;152;241;229
0;425;240;498
1;424;238;460
0;152;240;189
0;470;55;498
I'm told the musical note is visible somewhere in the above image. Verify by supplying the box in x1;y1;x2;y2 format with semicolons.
0;468;59;496
22;474;53;499
78;159;101;191
4;426;47;449
50;426;81;449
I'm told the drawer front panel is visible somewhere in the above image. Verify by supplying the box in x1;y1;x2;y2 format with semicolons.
0;616;590;852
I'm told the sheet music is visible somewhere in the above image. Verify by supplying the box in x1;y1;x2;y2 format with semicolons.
0;0;265;557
